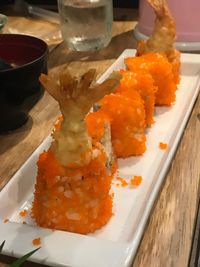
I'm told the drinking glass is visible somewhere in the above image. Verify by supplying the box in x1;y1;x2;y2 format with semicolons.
57;0;113;51
0;14;7;33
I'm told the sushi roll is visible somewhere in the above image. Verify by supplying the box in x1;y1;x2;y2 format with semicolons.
32;69;121;234
125;53;177;106
100;90;146;158
117;69;157;127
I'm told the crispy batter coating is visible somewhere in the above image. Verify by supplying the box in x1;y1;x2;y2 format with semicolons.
137;0;176;55
136;0;180;84
40;70;121;167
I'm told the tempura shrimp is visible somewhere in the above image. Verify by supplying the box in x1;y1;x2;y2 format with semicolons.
136;0;180;83
137;0;176;55
40;69;121;167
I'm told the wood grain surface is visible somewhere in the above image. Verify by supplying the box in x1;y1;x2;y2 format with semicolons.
0;8;200;267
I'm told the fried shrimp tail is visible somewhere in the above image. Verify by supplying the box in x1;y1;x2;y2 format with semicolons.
137;0;176;55
40;70;121;167
136;0;180;84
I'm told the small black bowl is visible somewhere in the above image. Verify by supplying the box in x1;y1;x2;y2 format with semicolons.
0;34;48;133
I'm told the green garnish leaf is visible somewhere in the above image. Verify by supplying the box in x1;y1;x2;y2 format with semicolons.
9;247;40;267
0;240;5;253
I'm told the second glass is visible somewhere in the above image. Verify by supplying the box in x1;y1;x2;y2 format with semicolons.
57;0;113;52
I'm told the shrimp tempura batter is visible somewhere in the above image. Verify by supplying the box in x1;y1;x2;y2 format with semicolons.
137;0;180;84
40;69;121;167
138;0;176;55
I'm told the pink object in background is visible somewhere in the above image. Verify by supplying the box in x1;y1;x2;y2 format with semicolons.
134;0;200;51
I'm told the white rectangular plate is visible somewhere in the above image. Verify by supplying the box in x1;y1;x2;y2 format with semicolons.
0;49;200;267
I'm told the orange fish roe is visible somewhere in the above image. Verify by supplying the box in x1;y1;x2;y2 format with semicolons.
116;177;128;187
100;92;146;158
130;176;143;186
32;143;113;234
86;110;110;142
118;70;157;127
136;40;180;85
159;142;168;150
19;209;28;217
3;219;9;223
32;238;41;246
125;53;177;106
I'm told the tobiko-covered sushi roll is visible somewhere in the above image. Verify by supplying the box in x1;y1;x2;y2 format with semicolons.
100;90;146;158
32;69;121;234
117;70;157;127
125;53;177;106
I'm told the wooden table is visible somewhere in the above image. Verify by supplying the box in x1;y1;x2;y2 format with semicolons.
0;8;200;267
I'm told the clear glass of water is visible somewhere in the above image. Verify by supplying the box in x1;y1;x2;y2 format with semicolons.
57;0;113;51
0;14;7;33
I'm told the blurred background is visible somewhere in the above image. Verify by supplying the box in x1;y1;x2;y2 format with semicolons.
0;0;139;8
